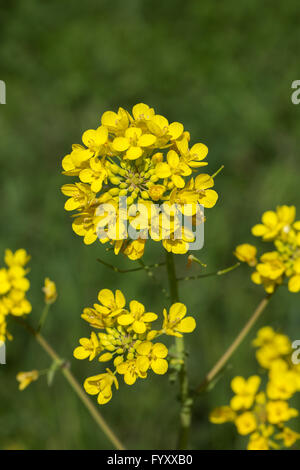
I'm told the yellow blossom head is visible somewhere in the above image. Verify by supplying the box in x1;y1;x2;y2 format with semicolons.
61;103;219;260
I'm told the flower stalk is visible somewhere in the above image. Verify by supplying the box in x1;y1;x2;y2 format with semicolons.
165;251;193;450
194;293;274;395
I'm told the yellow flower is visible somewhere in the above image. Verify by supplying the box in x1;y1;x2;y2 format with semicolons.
266;401;298;424
253;327;291;368
235;412;257;435
162;302;196;337
252;206;296;241
112;126;156;161
73;332;101;361
251;252;285;293
17;370;39;391
94;289;126;317
4;249;30;268
42;278;57;304
230;376;261;410
61;183;97;211
234;244;257;266
116;359;148;385
176;137;208;169
4;289;32;316
247;432;270;450
117;300;157;334
275;427;300;447
136;341;168;375
155;150;191;188
79;157;108;193
209;406;236;424
123;239;146;261
84;369;119;405
267;368;298;400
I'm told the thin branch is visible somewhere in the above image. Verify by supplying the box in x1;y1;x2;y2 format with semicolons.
193;293;274;396
97;257;165;273
177;262;240;282
13;317;125;450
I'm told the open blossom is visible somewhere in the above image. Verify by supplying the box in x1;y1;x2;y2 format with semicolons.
74;289;196;404
61;103;219;260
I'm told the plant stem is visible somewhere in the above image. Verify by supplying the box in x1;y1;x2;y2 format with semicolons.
165;251;193;450
13;317;125;450
38;303;50;332
194;293;273;395
177;262;240;282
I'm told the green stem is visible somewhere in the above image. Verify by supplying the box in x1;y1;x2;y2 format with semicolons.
178;262;240;282
165;251;193;450
38;303;50;332
13;317;125;450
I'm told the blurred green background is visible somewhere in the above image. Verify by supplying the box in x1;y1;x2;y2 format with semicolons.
0;0;300;450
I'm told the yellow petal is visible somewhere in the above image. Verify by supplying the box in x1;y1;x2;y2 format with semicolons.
138;134;156;147
98;289;114;307
288;275;300;293
177;316;196;333
156;162;171;179
125;146;143;160
168;122;184;140
151;358;168;375
112;137;130;152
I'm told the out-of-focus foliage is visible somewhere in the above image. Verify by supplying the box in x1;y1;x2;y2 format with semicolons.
0;0;299;449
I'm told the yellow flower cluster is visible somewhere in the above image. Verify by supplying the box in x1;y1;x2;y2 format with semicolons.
0;249;31;341
234;205;300;293
210;327;300;450
61;103;218;259
74;288;196;404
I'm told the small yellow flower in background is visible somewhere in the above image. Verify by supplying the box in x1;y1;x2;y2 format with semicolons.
209;406;236;424
42;278;57;304
210;326;300;450
74;289;196;404
247;433;269;450
0;249;31;342
17;370;39;391
61;103;219;260
252;206;296;241
275;427;300;448
230;375;261;410
235;411;257;435
266;401;298;424
235;205;300;294
234;244;257;266
252;326;291;369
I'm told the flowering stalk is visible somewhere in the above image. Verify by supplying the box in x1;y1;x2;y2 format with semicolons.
13;316;125;450
194;293;274;395
165;251;193;450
